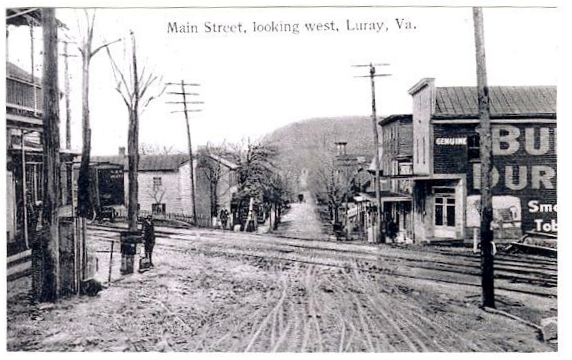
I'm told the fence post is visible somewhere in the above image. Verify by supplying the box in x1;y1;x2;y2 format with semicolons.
108;240;114;284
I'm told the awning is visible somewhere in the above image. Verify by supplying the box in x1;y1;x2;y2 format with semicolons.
355;191;412;204
380;174;433;180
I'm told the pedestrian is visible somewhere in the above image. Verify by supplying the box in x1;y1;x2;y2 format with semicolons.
143;215;156;267
220;208;229;230
387;218;398;243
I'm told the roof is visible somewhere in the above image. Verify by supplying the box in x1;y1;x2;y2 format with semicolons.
7;62;41;84
378;114;412;127
6;8;67;27
434;86;556;118
207;153;238;170
91;154;190;172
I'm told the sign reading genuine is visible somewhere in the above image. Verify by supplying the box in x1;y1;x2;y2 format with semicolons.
435;137;467;145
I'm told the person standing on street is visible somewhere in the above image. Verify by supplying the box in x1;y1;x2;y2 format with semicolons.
220;208;229;230
143;216;156;267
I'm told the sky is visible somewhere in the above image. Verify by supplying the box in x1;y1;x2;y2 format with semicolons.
5;5;558;155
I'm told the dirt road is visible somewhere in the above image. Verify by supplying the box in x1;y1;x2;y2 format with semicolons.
6;225;555;352
273;191;329;240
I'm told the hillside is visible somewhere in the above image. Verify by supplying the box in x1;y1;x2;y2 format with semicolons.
264;116;378;191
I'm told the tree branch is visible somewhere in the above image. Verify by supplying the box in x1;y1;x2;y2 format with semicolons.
91;38;122;58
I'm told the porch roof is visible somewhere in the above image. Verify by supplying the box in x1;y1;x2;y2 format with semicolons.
355;191;411;203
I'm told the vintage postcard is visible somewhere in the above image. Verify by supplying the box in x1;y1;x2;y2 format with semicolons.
4;1;559;353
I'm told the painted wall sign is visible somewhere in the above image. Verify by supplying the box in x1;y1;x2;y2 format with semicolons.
435;137;467;145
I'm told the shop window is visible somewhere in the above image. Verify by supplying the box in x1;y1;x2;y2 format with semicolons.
435;195;455;227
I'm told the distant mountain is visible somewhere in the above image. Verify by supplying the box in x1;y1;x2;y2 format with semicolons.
264;116;377;190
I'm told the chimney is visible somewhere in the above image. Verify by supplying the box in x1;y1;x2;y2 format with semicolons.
335;141;347;156
118;147;126;156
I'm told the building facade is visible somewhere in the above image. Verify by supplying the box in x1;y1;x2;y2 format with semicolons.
405;78;556;243
378;114;414;243
6;62;77;256
92;150;238;226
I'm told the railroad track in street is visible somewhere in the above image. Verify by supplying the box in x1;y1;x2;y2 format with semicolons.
87;224;557;299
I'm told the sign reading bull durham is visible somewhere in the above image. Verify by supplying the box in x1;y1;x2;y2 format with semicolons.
433;122;557;234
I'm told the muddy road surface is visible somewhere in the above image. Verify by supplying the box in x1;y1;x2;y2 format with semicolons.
7;226;555;352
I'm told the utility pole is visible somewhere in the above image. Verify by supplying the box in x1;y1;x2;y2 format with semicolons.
128;32;140;233
39;7;61;302
60;40;76;207
30;21;38;116
60;40;76;150
473;7;495;308
353;63;391;243
166;82;204;224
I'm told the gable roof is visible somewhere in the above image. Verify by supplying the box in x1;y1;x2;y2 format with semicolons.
434;86;556;118
91;154;190;172
379;114;412;127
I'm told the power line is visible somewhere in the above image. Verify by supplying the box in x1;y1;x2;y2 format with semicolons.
165;80;204;224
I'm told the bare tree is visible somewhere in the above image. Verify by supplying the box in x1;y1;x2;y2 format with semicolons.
75;10;120;219
197;142;235;217
140;142;180;155
147;181;166;214
308;149;353;224
107;31;165;231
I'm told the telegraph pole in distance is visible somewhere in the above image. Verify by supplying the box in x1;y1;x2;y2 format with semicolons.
473;7;495;308
353;63;391;243
166;81;204;224
60;40;76;150
60;40;77;206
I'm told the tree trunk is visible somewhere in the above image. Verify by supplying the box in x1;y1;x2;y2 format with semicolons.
127;108;139;231
77;44;92;218
127;32;140;231
36;8;60;302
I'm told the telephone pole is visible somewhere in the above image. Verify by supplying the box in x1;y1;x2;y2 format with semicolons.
38;7;61;302
353;63;391;243
60;40;76;150
166;82;204;224
60;40;76;207
473;7;495;308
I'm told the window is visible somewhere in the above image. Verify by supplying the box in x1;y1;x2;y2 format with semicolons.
152;203;166;215
435;196;455;227
422;137;426;164
152;177;162;191
468;133;480;161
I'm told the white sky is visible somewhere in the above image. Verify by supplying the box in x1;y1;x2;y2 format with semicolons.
5;5;557;155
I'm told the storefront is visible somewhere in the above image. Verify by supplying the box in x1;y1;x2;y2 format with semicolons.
407;78;556;243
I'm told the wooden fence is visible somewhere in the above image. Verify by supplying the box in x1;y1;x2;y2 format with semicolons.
138;210;212;228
